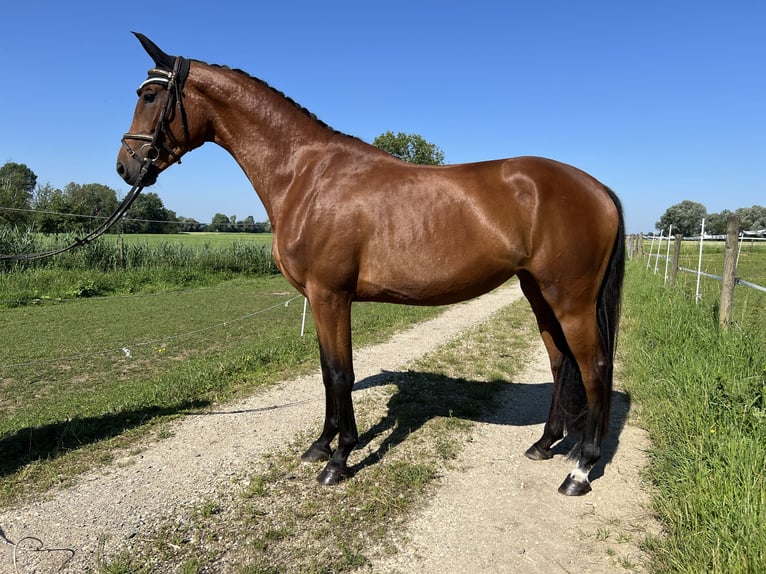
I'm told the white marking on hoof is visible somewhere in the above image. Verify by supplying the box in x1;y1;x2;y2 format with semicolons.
568;466;591;485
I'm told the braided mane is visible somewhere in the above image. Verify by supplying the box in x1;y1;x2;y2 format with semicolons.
201;61;357;140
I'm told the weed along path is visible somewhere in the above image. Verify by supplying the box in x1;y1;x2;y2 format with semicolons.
0;282;657;573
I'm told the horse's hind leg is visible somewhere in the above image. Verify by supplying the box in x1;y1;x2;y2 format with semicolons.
518;273;568;461
520;273;613;495
556;313;611;496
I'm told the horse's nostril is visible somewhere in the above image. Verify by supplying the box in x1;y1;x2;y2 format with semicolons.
116;161;126;176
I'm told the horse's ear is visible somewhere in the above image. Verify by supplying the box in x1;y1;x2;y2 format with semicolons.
132;32;176;70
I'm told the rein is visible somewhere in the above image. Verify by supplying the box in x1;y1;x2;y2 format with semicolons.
0;57;190;262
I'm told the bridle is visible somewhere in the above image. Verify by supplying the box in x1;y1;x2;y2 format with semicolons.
1;57;190;262
121;55;191;168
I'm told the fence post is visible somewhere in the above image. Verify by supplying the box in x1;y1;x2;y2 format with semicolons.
653;230;664;274
670;234;682;286
719;214;741;329
646;232;657;270
695;219;706;303
663;224;673;284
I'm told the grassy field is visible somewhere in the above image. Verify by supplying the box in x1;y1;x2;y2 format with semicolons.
116;232;273;247
620;261;766;573
644;238;766;333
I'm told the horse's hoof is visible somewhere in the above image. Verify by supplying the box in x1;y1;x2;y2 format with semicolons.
301;443;332;463
558;474;592;496
524;443;553;461
317;463;352;486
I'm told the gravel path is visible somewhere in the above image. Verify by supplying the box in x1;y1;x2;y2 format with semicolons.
0;283;657;572
367;336;656;573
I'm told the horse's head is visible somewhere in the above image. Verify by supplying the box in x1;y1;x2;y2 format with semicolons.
116;33;193;187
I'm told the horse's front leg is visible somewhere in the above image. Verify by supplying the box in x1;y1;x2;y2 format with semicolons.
299;291;358;485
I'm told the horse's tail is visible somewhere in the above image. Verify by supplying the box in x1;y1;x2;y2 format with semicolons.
597;187;626;369
559;187;626;436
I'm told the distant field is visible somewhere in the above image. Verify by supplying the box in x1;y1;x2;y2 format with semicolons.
113;232;273;247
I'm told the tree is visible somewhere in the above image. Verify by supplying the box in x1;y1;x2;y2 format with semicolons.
121;192;176;233
64;182;118;229
0;162;37;226
177;216;202;232
209;213;231;232
656;200;707;237
240;215;255;232
63;183;120;232
372;131;445;165
32;183;69;233
705;210;734;235
735;205;766;230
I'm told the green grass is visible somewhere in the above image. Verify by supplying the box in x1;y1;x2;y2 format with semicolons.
619;261;766;573
0;275;444;505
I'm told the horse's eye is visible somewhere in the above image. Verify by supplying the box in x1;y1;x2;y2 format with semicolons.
142;91;157;104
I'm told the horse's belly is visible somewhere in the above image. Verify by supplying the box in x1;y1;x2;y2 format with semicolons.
354;253;516;306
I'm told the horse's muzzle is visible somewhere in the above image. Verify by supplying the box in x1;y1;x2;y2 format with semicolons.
116;158;158;187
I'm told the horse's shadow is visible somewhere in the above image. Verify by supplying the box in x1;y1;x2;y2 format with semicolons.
0;400;210;479
351;370;632;486
1;374;632;490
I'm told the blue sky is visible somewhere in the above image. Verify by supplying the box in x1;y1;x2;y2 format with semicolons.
1;1;763;234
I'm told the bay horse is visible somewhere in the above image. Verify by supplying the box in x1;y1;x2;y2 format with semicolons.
117;33;625;496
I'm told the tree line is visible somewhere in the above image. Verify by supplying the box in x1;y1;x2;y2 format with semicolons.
0;162;270;234
1;132;444;235
656;200;766;237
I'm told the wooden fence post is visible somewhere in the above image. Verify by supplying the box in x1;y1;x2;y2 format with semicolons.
719;215;741;329
119;236;125;269
670;234;682;286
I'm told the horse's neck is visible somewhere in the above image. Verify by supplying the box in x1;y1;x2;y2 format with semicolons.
190;64;331;225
